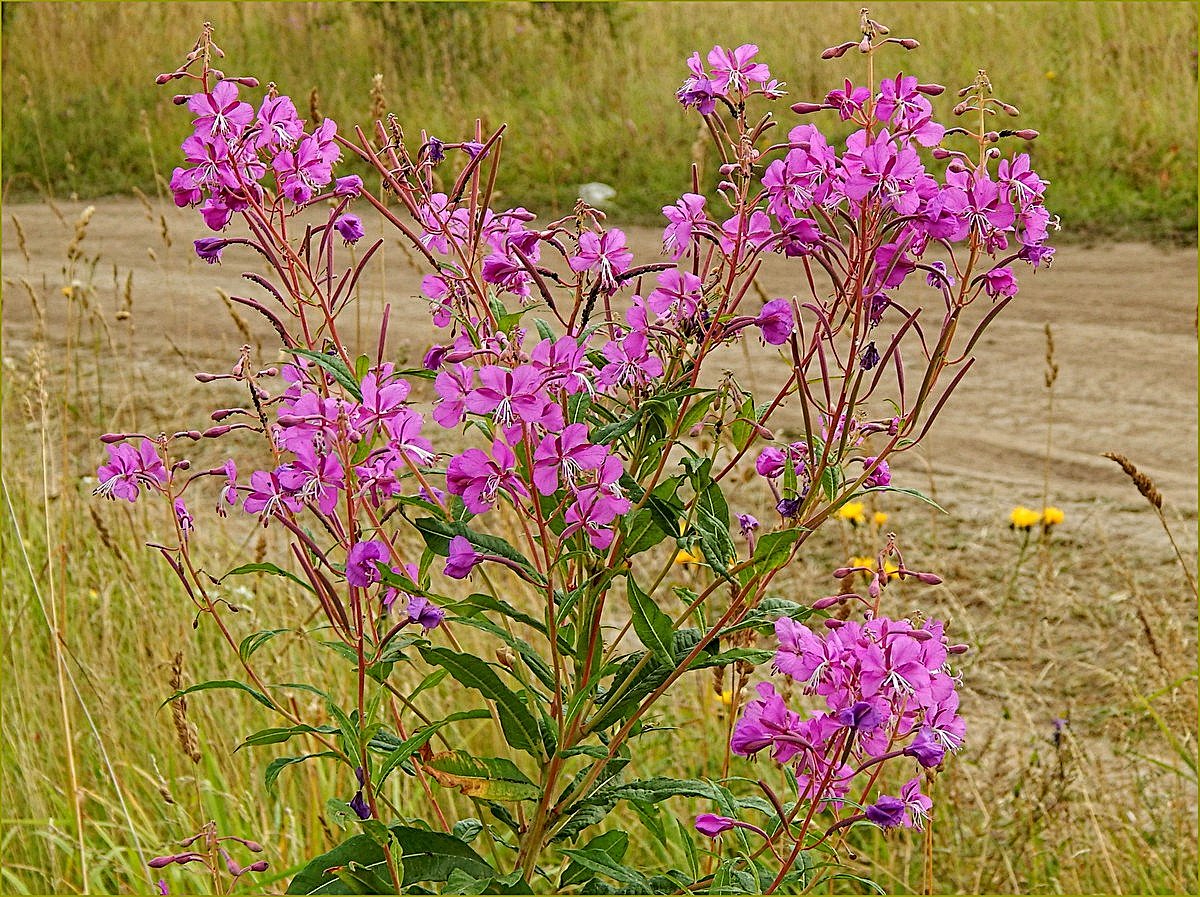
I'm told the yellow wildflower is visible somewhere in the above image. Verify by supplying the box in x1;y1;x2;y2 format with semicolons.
1010;506;1041;529
1041;506;1065;527
675;547;704;566
714;688;734;707
837;501;867;526
872;511;889;527
1045;70;1057;80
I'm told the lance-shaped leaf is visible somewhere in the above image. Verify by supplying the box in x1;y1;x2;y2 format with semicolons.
626;576;675;666
424;750;541;802
418;646;546;758
286;825;493;894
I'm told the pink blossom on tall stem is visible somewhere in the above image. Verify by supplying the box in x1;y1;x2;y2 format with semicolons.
569;229;633;294
707;44;771;94
661;193;708;260
93;439;168;503
445;440;529;514
188;81;254;140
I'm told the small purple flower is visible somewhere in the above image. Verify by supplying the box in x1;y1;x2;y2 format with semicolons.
242;469;303;521
156;879;169;896
333;174;363;197
662;193;708;260
694;813;737;837
445;440;530;514
647;267;703;320
865;794;907;830
173;498;194;541
533;424;608;495
904;726;946;768
900;777;932;830
188;81;254;140
194;237;226;263
443;535;480;580
346;539;389;589
755;298;795;345
863;456;891;488
568;229;633;294
982;266;1018;299
405;594;445;631
333;214;364;244
94;439;168;503
254;94;304;151
860;341;880;371
926;260;955;289
349;789;372;820
834;700;884;733
707;44;770;94
776;496;801;519
737;513;760;536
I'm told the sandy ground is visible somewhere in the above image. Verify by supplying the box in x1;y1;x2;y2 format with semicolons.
3;199;1196;537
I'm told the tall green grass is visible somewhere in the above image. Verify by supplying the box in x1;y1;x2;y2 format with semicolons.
2;2;1197;239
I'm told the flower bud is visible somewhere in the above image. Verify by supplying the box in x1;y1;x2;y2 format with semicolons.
100;433;127;443
931;147;952;159
952;102;971;116
1014;129;1040;140
984;131;1000;143
194;372;221;383
858;36;872;53
171;94;190;105
986;147;1002;158
821;42;856;59
913;571;943;585
948;643;969;655
246;861;269;873
832;566;855;579
823;619;845;629
173;429;202;440
999;102;1020;116
230;76;260;88
202;425;233;438
155;72;179;85
812;594;851;610
916;82;945;96
895;38;920;49
790;101;825;114
868;576;882;598
210;408;240;421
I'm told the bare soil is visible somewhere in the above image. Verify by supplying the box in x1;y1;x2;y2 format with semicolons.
3;199;1196;540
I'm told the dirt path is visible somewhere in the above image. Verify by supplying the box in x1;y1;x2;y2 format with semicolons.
4;199;1196;527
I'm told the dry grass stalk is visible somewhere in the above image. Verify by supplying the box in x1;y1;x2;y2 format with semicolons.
1103;451;1196;595
168;652;202;764
10;214;30;262
1102;451;1162;509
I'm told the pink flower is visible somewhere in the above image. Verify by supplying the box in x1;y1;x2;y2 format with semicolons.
532;424;608;495
707;44;771;94
346;540;388;588
569;229;633;294
445;440;529;514
661;193;708;260
755;298;794;345
647;267;703;320
94;439;168;503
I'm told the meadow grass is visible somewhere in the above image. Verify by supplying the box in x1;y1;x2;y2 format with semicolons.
2;1;1197;240
1;210;1196;894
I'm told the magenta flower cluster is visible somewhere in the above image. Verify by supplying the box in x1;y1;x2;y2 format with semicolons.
724;615;964;832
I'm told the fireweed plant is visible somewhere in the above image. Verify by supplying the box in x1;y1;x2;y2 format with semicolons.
96;14;1055;895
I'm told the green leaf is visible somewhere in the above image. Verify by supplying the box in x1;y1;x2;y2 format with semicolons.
289;348;362;401
222;562;315;594
720;597;814;637
161;679;273;711
627;577;675;666
862;485;947;513
376;709;492;785
236;724;339;751
559;847;650;891
622;508;669;557
559;830;629;889
425;750;541;802
592;410;642;444
418;646;545;758
286;826;493;894
738;529;800;586
412;518;536;576
238;628;291;663
264;752;339;794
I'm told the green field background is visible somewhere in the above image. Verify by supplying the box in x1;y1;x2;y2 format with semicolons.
2;1;1197;240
